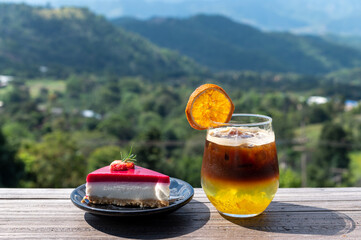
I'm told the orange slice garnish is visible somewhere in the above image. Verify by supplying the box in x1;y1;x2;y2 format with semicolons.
185;84;234;130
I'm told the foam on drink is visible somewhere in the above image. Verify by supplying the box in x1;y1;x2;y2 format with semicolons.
207;127;275;147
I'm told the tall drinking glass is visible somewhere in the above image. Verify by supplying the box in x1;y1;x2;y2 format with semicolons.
201;114;279;218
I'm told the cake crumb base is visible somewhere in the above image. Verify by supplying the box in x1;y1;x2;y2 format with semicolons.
88;196;169;208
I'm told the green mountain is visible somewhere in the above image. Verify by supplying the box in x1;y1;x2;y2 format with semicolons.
322;34;361;52
113;15;361;74
0;4;203;78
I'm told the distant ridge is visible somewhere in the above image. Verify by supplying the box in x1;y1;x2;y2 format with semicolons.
0;3;204;78
113;14;361;74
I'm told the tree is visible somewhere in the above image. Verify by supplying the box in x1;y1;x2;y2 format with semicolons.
279;168;301;187
98;77;121;111
308;122;350;186
2;122;33;148
18;131;85;187
306;105;331;124
134;127;166;172
175;155;202;187
97;114;136;140
88;145;123;172
0;129;23;187
3;80;44;130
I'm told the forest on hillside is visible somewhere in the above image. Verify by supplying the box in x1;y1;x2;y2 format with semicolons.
1;71;361;188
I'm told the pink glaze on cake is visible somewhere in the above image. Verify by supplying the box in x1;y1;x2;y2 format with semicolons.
85;165;170;208
86;166;170;183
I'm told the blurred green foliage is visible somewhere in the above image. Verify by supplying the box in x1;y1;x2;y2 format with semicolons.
279;168;302;188
1;3;361;189
18;131;85;187
0;72;360;188
0;129;23;187
88;145;124;172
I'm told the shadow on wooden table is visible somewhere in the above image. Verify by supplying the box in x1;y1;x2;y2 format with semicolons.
221;201;356;236
84;199;210;239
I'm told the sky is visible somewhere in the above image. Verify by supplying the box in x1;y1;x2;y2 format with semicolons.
2;0;361;35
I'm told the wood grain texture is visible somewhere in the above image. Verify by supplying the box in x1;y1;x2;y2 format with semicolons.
0;188;360;239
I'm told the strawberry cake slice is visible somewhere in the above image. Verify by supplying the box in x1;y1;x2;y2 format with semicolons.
86;165;170;208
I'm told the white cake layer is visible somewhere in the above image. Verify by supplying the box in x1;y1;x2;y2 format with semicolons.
86;182;170;201
207;127;275;147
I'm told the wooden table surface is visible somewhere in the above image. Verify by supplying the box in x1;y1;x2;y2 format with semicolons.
0;187;360;239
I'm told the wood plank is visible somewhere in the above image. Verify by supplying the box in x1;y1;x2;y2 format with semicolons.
1;199;361;213
0;188;73;199
2;187;361;196
1;188;361;239
1;188;361;202
0;211;359;239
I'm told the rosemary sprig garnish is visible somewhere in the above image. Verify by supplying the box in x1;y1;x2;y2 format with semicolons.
121;146;137;163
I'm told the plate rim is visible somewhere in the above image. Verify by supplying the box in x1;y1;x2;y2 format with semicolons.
70;177;194;216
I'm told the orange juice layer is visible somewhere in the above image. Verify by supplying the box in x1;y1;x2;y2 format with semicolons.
202;175;279;215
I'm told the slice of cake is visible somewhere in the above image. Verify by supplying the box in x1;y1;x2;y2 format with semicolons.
86;165;170;208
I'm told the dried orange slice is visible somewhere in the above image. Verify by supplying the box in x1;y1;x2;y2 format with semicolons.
185;84;234;130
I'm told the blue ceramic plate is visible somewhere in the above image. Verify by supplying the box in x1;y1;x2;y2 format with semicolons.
70;177;194;216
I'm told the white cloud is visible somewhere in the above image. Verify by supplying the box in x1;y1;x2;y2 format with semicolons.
108;7;123;18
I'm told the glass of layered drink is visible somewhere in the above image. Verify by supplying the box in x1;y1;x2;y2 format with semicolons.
201;114;279;218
